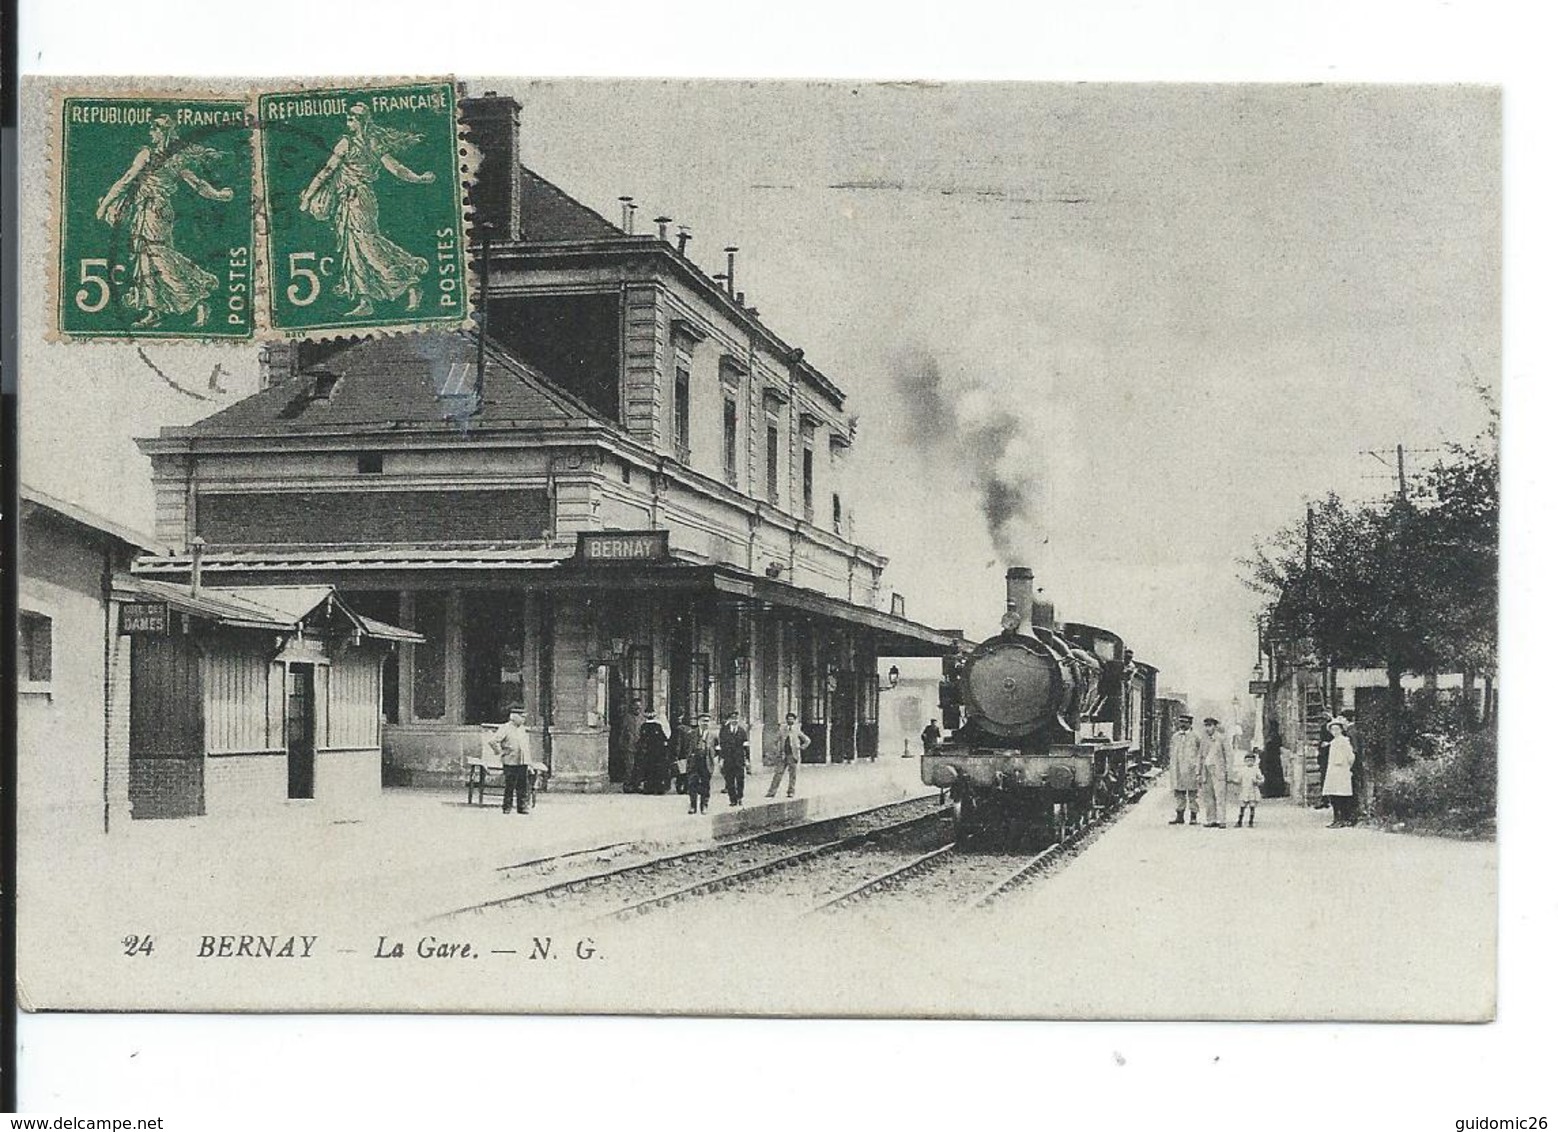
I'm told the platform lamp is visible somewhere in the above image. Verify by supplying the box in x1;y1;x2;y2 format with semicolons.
879;664;900;691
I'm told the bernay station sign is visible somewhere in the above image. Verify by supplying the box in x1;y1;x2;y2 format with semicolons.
575;530;671;563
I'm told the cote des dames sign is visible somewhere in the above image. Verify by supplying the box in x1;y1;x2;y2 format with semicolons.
119;601;169;635
576;531;671;563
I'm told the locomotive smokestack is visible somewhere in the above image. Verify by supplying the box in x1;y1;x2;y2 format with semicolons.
1004;566;1035;636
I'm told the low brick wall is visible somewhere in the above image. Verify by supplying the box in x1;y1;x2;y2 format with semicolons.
129;758;204;819
204;752;287;817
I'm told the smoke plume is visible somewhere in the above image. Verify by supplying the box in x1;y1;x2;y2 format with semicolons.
893;351;1049;565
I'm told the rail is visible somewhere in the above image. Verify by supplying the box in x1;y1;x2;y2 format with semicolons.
592;809;949;922
433;794;945;924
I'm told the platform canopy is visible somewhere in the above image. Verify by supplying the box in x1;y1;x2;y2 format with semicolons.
112;577;423;643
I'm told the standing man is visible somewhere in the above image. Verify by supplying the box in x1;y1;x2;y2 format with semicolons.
1166;713;1202;825
672;711;697;795
1198;716;1232;829
765;712;811;800
487;703;534;815
716;709;750;807
920;718;942;758
687;712;718;815
620;697;647;793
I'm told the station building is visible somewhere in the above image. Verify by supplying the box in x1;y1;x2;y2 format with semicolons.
134;93;958;792
17;485;156;834
18;485;415;829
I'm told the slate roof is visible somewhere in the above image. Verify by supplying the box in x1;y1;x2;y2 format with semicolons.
520;166;622;242
20;483;162;552
171;334;606;439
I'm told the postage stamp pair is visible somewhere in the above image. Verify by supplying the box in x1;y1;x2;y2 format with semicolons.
55;80;468;340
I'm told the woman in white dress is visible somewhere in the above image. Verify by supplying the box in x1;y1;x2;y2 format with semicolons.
1321;719;1356;827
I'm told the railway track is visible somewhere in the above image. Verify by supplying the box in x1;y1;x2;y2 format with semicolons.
432;794;946;927
810;782;1149;916
589;807;946;923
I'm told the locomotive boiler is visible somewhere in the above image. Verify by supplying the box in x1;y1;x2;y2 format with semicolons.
923;566;1142;839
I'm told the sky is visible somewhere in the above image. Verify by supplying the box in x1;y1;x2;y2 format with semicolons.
19;81;1500;710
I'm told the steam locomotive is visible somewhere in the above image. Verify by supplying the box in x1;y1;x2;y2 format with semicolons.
923;567;1159;840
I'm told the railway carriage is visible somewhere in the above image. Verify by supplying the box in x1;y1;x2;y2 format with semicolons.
924;567;1156;840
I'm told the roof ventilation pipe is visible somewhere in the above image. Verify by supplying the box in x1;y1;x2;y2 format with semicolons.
724;246;738;295
190;536;206;597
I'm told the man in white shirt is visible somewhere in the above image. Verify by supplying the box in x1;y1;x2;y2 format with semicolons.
765;712;811;800
487;703;533;815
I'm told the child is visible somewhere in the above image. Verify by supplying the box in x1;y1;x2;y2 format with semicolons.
1235;752;1265;828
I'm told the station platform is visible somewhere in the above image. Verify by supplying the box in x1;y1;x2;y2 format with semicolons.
947;778;1498;1020
24;756;936;948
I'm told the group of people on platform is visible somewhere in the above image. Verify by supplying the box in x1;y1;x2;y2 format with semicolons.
484;697;822;817
616;700;813;813
1167;708;1363;830
1166;713;1266;829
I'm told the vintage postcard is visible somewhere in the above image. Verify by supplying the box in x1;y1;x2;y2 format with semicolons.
15;76;1499;1020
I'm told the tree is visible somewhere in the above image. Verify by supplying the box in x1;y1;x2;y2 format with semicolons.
1244;441;1498;767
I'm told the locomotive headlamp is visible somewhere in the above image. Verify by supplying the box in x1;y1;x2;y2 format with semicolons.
999;610;1023;634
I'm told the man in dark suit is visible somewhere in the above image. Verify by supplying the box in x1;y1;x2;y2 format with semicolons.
716;710;750;807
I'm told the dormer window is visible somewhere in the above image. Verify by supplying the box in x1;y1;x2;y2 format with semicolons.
307;369;342;401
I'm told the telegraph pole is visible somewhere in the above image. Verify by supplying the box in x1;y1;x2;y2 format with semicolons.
474;224;493;406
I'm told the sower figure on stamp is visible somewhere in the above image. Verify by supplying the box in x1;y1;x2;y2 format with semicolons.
765;712;810;799
717;710;750;807
96;114;235;329
487;703;534;815
686;713;717;815
1166;712;1202;824
298;103;435;318
1198;716;1232;829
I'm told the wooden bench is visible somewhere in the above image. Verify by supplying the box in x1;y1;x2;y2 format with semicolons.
465;757;548;807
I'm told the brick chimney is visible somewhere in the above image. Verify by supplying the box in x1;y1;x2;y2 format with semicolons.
258;342;297;389
459;91;523;241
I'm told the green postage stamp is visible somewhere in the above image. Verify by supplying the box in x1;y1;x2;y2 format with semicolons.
51;80;468;340
259;81;468;335
56;96;256;339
